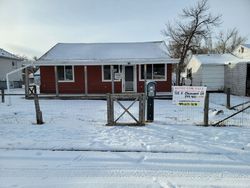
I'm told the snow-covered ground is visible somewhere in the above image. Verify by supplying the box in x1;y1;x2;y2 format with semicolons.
1;150;250;188
0;91;250;187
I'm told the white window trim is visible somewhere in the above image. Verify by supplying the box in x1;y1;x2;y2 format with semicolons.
102;65;122;82
58;65;75;83
139;64;167;81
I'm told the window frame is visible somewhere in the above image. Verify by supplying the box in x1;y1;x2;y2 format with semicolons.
139;64;167;81
57;65;75;82
102;65;122;82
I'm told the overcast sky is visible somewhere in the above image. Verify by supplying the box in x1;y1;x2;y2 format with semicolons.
0;0;249;58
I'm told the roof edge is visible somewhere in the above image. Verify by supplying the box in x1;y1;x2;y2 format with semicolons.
55;41;165;45
38;43;59;60
35;58;179;66
0;48;21;60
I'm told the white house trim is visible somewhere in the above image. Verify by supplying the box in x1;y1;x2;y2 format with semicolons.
138;64;167;82
57;65;75;83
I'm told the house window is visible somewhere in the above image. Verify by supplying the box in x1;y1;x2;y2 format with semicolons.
140;64;166;80
102;65;121;81
57;66;74;81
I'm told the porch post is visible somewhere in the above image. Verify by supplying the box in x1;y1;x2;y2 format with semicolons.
54;66;59;97
111;65;114;94
84;66;88;95
144;64;147;93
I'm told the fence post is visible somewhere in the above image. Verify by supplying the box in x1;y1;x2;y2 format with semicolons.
110;95;114;125
107;93;112;125
203;92;209;126
1;89;4;103
25;68;29;99
139;94;146;125
34;94;43;124
107;93;114;126
226;88;231;109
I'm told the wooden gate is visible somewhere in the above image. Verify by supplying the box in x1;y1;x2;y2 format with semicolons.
107;93;146;126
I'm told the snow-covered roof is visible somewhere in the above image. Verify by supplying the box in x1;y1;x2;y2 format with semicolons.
192;54;242;65
242;44;250;49
0;48;20;60
37;41;178;65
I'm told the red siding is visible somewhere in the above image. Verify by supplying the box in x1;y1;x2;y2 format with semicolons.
87;66;122;94
40;64;172;94
40;66;122;94
40;66;56;93
40;66;84;94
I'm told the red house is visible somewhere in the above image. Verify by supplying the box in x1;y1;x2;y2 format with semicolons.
37;41;178;95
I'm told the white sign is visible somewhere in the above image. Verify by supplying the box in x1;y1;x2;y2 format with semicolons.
115;73;123;80
172;86;207;107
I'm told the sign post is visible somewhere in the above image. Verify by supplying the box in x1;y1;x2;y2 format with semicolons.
204;92;209;126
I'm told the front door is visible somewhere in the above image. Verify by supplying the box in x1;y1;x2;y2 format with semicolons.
123;65;136;92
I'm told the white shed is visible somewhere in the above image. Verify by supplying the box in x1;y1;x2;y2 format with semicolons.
0;48;22;88
185;54;240;91
233;44;250;59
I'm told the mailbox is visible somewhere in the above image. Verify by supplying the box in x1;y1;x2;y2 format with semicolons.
146;81;156;122
147;81;156;97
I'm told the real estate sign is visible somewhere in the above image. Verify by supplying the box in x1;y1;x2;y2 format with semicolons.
172;86;207;107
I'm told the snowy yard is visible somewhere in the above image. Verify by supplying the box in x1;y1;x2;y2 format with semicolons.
1;92;250;187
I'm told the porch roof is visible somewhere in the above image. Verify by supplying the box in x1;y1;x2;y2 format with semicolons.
35;41;179;66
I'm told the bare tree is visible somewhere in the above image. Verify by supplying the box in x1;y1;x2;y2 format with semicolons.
33;56;38;61
162;0;221;85
15;54;29;61
215;28;247;53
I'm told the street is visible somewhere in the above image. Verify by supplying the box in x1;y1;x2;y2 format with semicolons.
1;149;250;188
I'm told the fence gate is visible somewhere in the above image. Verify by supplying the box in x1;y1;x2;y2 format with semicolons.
106;93;146;126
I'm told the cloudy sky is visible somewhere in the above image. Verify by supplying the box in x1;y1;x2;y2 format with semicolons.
0;0;249;58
